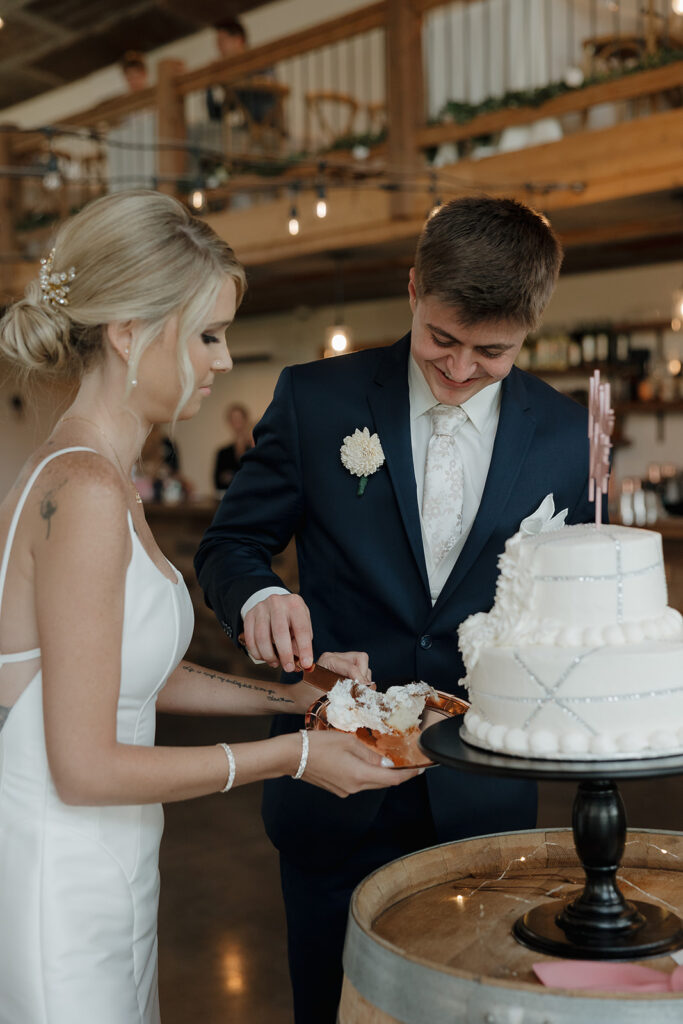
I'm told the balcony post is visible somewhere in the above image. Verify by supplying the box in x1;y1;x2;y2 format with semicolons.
0;125;19;302
385;0;424;219
156;59;187;198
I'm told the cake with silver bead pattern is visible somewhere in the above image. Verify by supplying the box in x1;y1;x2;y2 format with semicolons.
459;521;683;760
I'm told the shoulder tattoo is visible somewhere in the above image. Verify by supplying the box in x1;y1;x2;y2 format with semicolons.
39;479;67;539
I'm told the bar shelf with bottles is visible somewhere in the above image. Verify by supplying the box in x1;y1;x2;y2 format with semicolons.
518;321;683;414
616;464;683;612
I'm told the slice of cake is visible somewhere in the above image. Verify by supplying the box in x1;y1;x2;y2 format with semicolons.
326;679;436;736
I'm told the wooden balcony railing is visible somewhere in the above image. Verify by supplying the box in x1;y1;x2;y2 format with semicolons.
0;0;682;294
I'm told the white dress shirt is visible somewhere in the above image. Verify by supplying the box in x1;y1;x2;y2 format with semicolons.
408;356;501;603
242;356;502;621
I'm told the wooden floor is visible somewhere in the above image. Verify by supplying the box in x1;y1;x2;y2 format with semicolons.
156;711;683;1024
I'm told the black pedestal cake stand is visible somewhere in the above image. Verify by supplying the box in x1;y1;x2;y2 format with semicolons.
420;719;683;960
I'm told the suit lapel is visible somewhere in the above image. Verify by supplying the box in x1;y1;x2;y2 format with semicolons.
367;336;430;596
432;368;537;613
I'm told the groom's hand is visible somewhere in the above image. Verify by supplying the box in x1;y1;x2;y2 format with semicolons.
243;593;314;674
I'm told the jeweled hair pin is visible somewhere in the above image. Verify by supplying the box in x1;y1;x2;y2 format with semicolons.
39;249;76;307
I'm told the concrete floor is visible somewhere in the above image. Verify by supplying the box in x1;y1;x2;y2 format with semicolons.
156;709;683;1024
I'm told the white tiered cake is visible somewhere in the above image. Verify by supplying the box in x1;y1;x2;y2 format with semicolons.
459;521;683;759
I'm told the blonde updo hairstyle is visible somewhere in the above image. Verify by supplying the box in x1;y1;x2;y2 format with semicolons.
0;190;246;420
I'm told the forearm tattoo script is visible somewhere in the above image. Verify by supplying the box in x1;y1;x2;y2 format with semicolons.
184;664;294;704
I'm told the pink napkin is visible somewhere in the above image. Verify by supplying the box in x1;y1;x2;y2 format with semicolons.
533;961;683;993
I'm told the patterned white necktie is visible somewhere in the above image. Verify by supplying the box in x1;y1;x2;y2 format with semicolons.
422;404;468;564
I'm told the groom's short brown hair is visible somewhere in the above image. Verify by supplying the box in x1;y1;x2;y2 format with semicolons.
413;195;562;331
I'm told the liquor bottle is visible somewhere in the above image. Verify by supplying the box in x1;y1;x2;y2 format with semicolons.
581;333;596;364
615;333;630;362
595;331;609;362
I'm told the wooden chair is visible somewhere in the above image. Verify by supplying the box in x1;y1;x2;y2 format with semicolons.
304;90;359;151
223;77;290;156
582;34;646;78
364;100;387;137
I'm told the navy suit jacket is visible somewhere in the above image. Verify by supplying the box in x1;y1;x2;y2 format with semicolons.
195;335;596;860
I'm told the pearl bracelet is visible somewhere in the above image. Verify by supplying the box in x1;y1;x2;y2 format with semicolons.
218;742;236;793
292;728;309;780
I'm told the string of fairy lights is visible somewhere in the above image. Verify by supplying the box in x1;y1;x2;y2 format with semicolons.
0;123;587;240
279;175;585;237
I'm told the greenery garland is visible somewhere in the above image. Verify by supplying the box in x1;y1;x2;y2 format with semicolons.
436;48;683;127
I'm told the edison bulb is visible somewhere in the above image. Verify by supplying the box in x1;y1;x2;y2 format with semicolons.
331;331;348;352
190;189;206;211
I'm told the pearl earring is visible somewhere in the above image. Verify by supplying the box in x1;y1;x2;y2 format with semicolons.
212;360;222;369
131;379;138;387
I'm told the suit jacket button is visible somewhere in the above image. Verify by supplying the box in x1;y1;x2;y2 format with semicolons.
222;621;233;638
419;634;432;650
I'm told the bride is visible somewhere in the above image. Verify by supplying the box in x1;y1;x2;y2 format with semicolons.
0;190;416;1024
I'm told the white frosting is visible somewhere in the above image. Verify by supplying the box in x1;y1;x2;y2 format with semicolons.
459;523;683;761
462;642;683;759
326;678;435;735
459;525;679;673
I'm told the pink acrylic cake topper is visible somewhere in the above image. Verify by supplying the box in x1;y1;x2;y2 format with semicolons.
588;369;614;526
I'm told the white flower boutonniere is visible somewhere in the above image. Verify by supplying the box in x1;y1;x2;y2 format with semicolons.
340;427;385;496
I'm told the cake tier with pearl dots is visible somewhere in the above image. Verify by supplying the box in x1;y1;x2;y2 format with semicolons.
459;523;683;760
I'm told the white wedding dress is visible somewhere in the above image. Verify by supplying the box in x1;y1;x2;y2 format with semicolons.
0;448;194;1023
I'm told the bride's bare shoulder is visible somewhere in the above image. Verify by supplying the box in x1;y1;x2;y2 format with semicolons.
20;446;130;546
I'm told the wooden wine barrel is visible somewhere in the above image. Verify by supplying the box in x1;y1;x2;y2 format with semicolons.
339;828;683;1024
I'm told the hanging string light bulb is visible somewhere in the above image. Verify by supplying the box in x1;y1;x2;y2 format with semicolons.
190;187;207;212
315;161;327;218
188;150;207;212
288;184;300;235
324;253;351;356
42;129;62;192
42;154;61;192
329;327;348;352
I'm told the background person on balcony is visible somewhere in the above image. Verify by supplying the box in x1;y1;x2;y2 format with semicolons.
213;401;255;493
121;50;149;93
196;196;599;1024
207;18;277;132
0;189;415;1024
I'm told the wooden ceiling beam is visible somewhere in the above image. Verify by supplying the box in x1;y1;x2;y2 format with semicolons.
557;216;683;249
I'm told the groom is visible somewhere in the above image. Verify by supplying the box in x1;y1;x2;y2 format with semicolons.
196;197;597;1023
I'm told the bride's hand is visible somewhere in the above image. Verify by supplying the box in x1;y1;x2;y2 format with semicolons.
303;730;421;797
316;650;372;684
289;650;373;714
